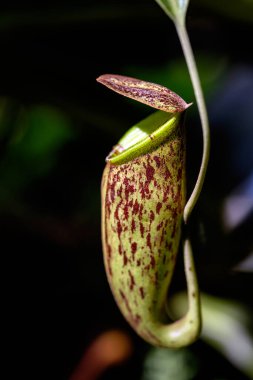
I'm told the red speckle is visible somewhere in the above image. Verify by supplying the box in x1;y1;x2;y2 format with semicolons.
117;221;122;237
114;199;123;220
139;287;145;299
131;242;137;255
117;185;123;196
164;167;171;180
131;219;136;233
145;163;155;183
123;177;135;200
150;255;156;268
150;210;155;222
118;244;122;255
128;270;135;291
156;202;162;214
119;289;132;314
147;232;151;250
153;156;161;168
123;251;128;266
108;179;116;203
133;200;139;215
124;204;129;220
171;224;177;238
140;222;144;238
139;204;144;220
157;221;163;231
162;185;170;203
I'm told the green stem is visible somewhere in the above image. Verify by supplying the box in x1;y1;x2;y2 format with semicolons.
175;22;210;224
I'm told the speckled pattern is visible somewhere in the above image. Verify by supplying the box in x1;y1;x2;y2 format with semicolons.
97;74;189;113
101;123;186;346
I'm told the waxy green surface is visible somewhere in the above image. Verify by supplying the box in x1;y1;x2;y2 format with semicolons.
102;116;186;346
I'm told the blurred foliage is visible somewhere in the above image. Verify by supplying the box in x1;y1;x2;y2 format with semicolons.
141;347;198;380
0;101;73;199
0;1;252;380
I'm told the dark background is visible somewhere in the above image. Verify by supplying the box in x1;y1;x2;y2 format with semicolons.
1;1;253;379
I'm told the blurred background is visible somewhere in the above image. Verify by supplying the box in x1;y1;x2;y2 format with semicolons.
1;1;253;379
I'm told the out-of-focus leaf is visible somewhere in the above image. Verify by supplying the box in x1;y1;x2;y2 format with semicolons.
0;4;158;30
141;346;198;380
195;0;253;23
0;103;74;199
16;106;73;157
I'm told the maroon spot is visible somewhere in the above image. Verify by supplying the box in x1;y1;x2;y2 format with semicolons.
123;204;129;220
140;222;145;238
147;233;151;250
157;221;163;231
128;270;135;291
164;167;171;180
123;251;128;266
123;177;135;200
150;210;155;222
150;255;156;269
139;204;144;220
156;202;162;215
139;287;145;299
131;242;137;255
153;156;161;168
114;199;123;221
171;224;177;238
108;180;116;203
131;219;136;233
117;221;122;237
145;163;155;183
119;289;132;314
133;200;139;215
118;244;122;255
137;259;141;267
162;185;170;203
117;185;123;196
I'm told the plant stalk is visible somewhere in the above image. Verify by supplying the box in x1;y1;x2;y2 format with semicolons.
175;22;210;224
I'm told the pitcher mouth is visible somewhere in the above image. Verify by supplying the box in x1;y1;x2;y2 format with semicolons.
106;111;181;165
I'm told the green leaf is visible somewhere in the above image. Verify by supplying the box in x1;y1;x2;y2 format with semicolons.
154;0;189;24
